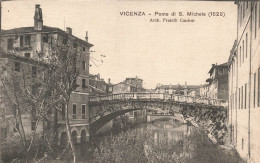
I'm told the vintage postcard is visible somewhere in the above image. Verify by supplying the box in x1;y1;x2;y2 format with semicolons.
0;0;259;162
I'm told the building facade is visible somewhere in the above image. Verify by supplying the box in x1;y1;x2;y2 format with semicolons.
228;1;260;162
0;4;93;154
155;83;200;96
89;74;107;96
200;84;209;98
206;63;229;100
113;77;145;94
124;77;143;89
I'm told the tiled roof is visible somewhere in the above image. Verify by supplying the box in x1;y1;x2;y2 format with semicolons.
2;26;93;47
156;85;200;90
2;26;60;35
208;62;228;74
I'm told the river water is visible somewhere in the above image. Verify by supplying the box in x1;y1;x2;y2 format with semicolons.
74;117;194;162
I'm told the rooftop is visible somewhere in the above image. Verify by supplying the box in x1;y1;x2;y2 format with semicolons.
208;62;229;74
156;84;200;90
2;26;93;47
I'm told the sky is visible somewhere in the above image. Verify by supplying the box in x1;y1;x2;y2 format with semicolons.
2;0;237;89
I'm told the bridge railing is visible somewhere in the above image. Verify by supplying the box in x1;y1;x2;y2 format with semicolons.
89;93;228;107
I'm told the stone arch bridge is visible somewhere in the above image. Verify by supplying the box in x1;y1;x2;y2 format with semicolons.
89;93;228;141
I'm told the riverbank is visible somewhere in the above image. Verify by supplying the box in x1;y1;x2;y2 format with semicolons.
186;118;245;163
92;119;244;163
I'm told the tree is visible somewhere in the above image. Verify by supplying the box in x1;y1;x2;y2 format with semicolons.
0;35;82;162
46;43;81;163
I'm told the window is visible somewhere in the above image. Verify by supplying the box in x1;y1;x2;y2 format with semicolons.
239;46;241;66
246;33;248;58
255;4;257;39
242;40;244;63
83;47;86;52
230;95;232;110
129;111;134;116
242;138;244;150
7;39;13;50
43;36;48;43
14;123;19;132
82;61;86;70
82;79;86;88
14;62;20;72
32;66;37;77
73;43;77;48
243;2;245;18
73;104;76;119
241;86;243;109
20;36;24;47
25;35;31;47
254;73;256;108
63;39;68;45
240;4;243;24
259;4;260;29
31;121;36;131
82;105;86;119
25;53;30;58
239;88;241;109
245;83;247;109
258;67;260;107
218;68;223;75
235;90;237;109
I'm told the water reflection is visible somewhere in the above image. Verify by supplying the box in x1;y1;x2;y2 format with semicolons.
132;119;193;143
75;118;194;162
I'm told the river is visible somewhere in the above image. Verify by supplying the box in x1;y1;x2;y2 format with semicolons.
73;117;194;163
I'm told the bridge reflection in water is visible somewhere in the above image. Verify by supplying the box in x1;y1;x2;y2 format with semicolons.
134;118;194;144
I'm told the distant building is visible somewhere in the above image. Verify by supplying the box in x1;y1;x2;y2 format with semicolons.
155;83;200;96
113;77;145;94
105;78;113;94
200;84;209;98
89;74;107;96
113;82;137;94
206;63;229;100
124;77;143;89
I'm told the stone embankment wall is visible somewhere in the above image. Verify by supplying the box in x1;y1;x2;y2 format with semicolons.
180;105;227;144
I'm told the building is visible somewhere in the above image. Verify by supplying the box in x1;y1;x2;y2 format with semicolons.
228;1;260;162
200;84;209;98
206;63;229;100
155;83;200;96
0;4;93;154
113;82;137;94
106;78;114;94
113;77;145;94
89;74;107;96
124;76;143;89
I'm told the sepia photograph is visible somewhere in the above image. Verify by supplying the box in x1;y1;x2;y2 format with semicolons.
0;0;259;162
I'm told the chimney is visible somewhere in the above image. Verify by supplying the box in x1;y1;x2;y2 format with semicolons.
34;4;43;30
108;78;111;84
66;27;72;35
85;31;88;42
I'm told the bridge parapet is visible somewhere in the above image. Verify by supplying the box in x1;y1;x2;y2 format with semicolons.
89;93;228;107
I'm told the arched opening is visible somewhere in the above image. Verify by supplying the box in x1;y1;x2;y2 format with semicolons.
81;129;86;143
60;132;68;148
72;130;78;144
